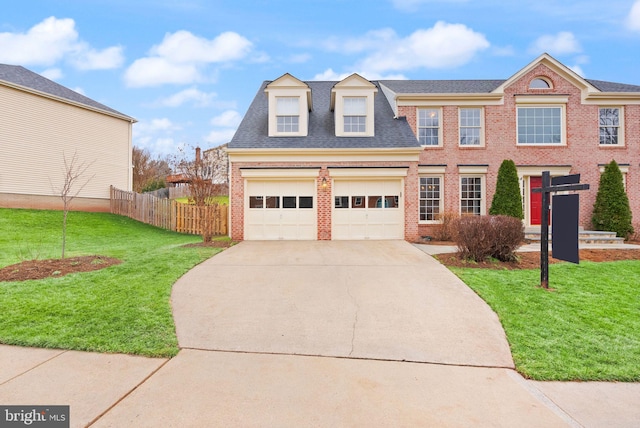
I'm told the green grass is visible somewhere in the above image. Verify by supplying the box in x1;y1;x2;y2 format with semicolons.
0;208;224;357
175;195;229;205
452;261;640;381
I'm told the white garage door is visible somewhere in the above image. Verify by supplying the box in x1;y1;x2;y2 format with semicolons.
245;180;317;240
332;180;403;240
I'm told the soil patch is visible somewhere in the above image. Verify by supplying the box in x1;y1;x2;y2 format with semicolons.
0;256;122;282
435;248;640;270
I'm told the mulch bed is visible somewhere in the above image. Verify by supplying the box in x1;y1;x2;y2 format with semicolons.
434;248;640;270
0;256;122;282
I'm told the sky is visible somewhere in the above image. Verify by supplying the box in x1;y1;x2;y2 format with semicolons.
2;0;640;158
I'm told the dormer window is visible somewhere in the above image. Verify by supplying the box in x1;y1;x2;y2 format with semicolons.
343;97;366;133
530;77;552;89
276;97;299;133
331;73;377;137
265;73;311;137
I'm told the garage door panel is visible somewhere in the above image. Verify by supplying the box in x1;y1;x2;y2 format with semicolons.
332;179;403;240
245;180;316;240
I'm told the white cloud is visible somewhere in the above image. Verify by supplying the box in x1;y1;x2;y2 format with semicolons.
71;86;86;95
569;65;585;77
151;30;252;63
156;87;218;107
323;28;397;54
391;0;467;12
133;118;181;138
40;68;63;80
210;110;242;127
125;30;253;87
125;57;202;87
204;128;237;145
356;22;489;73
312;68;406;81
627;1;640;31
529;31;581;56
71;45;124;70
0;16;124;70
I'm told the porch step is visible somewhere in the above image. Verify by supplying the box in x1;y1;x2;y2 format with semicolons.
524;228;624;245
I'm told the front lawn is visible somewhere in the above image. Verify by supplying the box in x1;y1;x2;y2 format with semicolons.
0;208;224;357
452;261;640;381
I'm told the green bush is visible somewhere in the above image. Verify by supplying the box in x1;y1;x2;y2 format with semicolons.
454;215;524;262
489;159;523;219
142;178;166;193
592;160;634;239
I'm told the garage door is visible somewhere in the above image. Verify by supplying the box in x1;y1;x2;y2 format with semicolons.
332;180;403;240
245;180;316;240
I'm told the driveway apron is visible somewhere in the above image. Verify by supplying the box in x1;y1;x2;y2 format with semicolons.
171;240;513;368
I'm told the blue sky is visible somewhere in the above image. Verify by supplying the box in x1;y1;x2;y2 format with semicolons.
2;0;640;158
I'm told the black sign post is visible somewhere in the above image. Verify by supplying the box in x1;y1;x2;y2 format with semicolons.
532;171;589;289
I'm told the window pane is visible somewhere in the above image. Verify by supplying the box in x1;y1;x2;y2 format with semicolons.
351;196;365;208
460;177;482;216
249;196;263;208
277;116;299;132
419;177;441;221
265;196;280;208
343;97;366;115
418;109;440;145
517;107;561;144
299;196;313;209
385;196;399;208
344;116;366;132
276;97;299;115
283;196;296;208
368;196;384;208
599;108;620;145
335;196;349;208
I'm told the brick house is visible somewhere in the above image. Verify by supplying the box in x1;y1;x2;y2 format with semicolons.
227;54;640;241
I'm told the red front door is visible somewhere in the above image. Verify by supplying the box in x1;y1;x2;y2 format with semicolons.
529;176;550;225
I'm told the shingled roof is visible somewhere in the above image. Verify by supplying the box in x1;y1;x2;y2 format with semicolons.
229;80;420;150
379;80;506;94
0;64;134;121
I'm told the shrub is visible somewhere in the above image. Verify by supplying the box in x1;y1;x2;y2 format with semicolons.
432;212;460;241
591;160;634;239
489;159;523;219
454;215;524;262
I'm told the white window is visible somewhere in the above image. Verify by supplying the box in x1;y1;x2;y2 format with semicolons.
599;107;623;146
460;176;484;216
418;108;440;146
517;106;563;145
343;97;366;133
276;97;299;133
530;78;552;89
419;176;442;222
459;108;482;146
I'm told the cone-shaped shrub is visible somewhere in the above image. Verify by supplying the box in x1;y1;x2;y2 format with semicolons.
591;160;634;239
489;159;523;219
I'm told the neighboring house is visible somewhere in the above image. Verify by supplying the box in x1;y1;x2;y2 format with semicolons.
0;64;136;212
227;53;640;241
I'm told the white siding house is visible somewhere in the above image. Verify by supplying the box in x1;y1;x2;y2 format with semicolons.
0;64;136;212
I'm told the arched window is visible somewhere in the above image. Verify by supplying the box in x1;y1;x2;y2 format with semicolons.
530;77;552;89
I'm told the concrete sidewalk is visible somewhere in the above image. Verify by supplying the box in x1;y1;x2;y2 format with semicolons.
2;241;639;427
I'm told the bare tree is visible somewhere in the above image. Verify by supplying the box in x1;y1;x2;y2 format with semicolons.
57;152;95;258
172;146;217;242
202;144;229;194
132;147;171;192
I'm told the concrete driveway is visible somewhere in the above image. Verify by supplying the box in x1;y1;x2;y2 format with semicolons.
171;240;513;368
6;240;640;426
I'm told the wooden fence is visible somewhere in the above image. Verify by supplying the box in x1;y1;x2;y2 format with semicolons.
110;186;228;236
